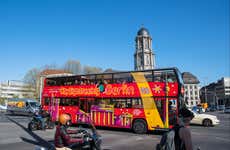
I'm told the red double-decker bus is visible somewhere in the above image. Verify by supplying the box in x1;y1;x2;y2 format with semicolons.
42;67;185;133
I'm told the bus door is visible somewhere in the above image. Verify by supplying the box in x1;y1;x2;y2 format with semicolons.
154;98;178;127
49;97;59;122
79;98;94;113
167;99;178;126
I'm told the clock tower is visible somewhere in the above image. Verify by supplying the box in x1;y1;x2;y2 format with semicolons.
134;27;155;70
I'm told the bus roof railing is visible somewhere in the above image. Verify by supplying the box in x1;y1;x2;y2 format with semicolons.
45;67;180;79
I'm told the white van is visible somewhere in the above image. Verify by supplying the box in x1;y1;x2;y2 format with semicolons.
7;98;40;115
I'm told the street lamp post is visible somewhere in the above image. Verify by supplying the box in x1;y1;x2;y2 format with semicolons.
39;75;45;105
215;95;218;107
205;87;207;103
203;77;208;104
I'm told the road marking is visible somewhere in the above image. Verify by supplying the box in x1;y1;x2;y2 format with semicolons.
192;132;202;136
135;137;143;140
102;145;113;149
215;137;230;142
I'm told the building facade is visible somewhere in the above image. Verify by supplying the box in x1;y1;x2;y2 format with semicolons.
200;77;230;107
0;80;36;99
182;72;201;108
134;27;155;70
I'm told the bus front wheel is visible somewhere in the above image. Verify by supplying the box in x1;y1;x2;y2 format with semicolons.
132;119;147;134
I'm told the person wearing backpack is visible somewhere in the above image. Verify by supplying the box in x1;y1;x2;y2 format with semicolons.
156;107;194;150
176;107;194;150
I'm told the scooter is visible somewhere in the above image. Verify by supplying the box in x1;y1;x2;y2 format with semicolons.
34;122;102;150
69;122;102;150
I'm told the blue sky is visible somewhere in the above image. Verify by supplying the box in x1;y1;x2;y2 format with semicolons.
0;0;229;85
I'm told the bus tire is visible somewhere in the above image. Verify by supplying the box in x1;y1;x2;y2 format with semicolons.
132;119;147;134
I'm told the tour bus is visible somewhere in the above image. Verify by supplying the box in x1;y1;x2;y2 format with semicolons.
42;67;185;133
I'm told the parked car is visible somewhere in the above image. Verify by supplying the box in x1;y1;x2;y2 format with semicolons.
205;107;210;112
217;105;225;111
190;106;205;113
209;106;217;112
190;110;220;127
0;104;7;112
7;98;40;115
224;107;230;113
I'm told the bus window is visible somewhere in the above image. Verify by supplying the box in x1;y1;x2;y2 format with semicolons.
169;99;177;125
56;78;64;86
96;74;113;84
166;70;177;82
126;99;132;108
44;98;50;106
144;71;153;82
46;79;56;86
113;99;122;108
71;98;79;106
113;72;133;83
74;79;80;85
153;71;163;82
153;70;177;83
94;98;111;108
132;98;143;108
59;98;78;106
112;98;132;108
59;98;67;106
86;75;96;85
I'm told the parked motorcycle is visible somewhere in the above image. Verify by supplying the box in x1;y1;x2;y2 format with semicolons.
28;113;55;131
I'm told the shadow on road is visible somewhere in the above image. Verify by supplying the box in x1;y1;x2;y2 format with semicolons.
5;113;32;117
6;116;55;150
96;126;166;135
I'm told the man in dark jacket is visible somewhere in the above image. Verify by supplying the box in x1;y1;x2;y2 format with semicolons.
54;114;83;150
176;107;194;150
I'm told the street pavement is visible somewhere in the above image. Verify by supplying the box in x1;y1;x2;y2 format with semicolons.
0;111;229;150
190;112;230;150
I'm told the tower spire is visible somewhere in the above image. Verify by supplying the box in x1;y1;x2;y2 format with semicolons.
134;27;155;70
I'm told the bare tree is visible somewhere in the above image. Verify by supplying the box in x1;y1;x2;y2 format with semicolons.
23;60;104;99
64;60;82;74
23;68;41;99
23;68;41;88
43;63;58;70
